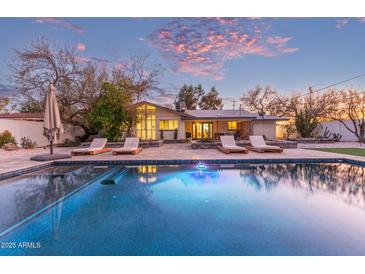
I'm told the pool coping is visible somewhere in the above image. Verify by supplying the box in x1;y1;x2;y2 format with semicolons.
2;157;365;181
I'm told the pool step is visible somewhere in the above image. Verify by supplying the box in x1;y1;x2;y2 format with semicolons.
101;167;128;185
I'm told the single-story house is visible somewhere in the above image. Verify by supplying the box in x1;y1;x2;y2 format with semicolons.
133;101;288;141
0;113;84;147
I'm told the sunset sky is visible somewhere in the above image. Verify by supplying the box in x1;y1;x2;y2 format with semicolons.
1;17;365;108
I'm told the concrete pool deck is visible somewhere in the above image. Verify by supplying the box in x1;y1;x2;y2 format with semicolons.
1;143;365;176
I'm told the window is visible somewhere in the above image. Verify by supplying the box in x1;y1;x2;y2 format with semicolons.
228;121;238;130
136;104;156;140
159;120;178;130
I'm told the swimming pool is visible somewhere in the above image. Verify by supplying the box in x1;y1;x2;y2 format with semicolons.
1;161;365;255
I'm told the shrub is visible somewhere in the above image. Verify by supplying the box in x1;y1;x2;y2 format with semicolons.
20;137;37;149
0;130;17;147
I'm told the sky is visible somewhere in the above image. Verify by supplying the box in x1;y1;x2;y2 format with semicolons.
1;17;365;108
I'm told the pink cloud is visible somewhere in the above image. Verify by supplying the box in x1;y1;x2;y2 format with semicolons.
359;18;365;23
148;18;297;80
114;63;124;70
76;42;86;52
35;17;85;34
266;36;292;44
75;56;90;63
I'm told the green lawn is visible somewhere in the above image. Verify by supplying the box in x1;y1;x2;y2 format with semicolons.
311;147;365;157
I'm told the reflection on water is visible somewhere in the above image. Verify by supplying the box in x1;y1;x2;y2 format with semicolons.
130;163;365;209
137;165;157;184
0;166;110;234
237;163;365;209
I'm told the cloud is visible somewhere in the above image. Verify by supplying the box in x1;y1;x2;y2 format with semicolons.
76;42;86;52
34;17;85;34
148;86;178;106
359;18;365;23
0;83;16;97
91;57;110;63
336;18;349;29
148;18;297;80
75;56;90;63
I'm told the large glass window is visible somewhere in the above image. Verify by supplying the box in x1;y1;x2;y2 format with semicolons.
136;104;156;140
159;120;178;130
228;121;238;130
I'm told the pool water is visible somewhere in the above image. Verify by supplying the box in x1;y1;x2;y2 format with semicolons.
1;162;365;255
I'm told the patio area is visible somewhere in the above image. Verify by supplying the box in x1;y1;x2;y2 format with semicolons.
2;143;365;176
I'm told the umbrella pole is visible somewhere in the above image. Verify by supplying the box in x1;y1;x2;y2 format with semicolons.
50;139;53;155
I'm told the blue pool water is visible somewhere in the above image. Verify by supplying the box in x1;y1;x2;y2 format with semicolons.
1;162;365;255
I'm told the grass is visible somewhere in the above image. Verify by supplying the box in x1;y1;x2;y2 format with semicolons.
311;147;365;157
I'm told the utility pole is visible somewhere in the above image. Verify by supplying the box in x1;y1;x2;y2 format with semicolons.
232;99;236;110
308;86;313;112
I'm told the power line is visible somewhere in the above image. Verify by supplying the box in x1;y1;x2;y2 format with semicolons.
292;72;365;100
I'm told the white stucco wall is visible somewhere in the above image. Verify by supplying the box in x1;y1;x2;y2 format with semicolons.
0;119;82;147
155;108;185;140
314;120;358;142
252;120;277;140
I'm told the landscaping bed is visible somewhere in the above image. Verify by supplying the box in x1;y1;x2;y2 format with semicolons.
288;137;335;144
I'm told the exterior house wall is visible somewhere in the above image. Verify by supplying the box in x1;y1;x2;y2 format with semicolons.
184;120;247;140
155;108;185;140
0;119;82;147
314;120;358;142
252;120;277;140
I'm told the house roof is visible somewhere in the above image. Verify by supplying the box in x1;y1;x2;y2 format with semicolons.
139;101;288;121
184;109;257;120
184;109;288;121
0;112;44;120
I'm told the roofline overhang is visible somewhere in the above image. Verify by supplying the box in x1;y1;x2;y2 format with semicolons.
136;100;195;118
182;116;257;120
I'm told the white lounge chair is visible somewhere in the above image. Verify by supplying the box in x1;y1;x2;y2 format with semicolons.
218;135;248;154
247;135;283;153
112;137;142;155
71;138;111;156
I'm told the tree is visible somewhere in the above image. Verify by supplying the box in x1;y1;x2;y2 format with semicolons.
241;85;283;116
284;90;335;138
326;89;365;144
0;97;9;113
89;82;131;141
11;38;82;115
174;84;205;110
117;53;163;136
124;53;163;103
198;86;223;110
11;39;163;139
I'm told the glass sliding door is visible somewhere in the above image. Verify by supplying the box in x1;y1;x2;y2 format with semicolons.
192;122;213;140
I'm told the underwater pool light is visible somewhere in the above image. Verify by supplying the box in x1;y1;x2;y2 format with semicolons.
197;162;206;169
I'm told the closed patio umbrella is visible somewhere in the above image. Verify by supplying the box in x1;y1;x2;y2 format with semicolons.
43;84;63;155
31;84;71;161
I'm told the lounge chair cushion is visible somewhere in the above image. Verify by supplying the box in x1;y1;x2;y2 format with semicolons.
112;137;141;154
249;136;281;149
88;138;108;150
113;147;138;153
123;137;139;149
71;138;108;154
223;145;246;151
220;136;238;148
249;135;267;147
